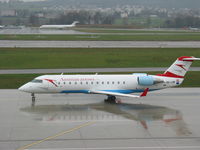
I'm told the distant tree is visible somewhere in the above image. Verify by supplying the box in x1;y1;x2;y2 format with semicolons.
47;10;119;25
15;18;21;26
164;19;173;28
164;15;200;28
122;17;128;25
77;10;91;24
17;9;30;18
102;15;115;24
29;14;39;26
146;17;152;26
93;12;103;24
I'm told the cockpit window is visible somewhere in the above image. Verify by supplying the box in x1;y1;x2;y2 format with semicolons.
31;79;43;83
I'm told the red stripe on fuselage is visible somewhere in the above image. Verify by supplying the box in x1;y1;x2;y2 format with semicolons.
45;79;58;87
156;71;184;78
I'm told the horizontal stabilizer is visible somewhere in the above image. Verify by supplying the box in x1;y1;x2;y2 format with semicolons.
182;57;200;61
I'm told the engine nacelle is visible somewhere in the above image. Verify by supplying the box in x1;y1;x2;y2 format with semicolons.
137;76;154;86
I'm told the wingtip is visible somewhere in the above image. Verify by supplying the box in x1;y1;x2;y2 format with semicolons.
140;88;149;97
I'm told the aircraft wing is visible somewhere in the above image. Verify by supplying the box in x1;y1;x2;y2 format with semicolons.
89;88;148;98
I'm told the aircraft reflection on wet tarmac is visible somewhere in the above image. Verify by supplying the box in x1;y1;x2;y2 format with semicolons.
21;101;192;136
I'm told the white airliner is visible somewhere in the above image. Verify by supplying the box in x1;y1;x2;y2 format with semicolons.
19;56;200;104
189;27;199;31
0;25;4;29
39;21;79;29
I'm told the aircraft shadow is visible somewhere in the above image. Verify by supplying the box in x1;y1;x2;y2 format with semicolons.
20;101;192;136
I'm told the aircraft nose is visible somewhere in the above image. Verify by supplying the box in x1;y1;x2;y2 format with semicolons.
18;85;26;92
18;84;31;92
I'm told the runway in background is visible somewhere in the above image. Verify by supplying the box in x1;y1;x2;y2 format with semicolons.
1;40;200;48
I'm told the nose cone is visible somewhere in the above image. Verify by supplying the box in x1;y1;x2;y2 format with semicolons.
18;85;26;92
18;84;31;93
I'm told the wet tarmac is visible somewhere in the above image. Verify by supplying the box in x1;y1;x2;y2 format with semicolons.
0;27;199;35
1;88;200;150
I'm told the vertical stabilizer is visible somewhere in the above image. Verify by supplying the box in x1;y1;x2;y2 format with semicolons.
157;56;200;78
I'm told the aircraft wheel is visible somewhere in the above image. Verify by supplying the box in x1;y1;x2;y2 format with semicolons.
31;93;35;106
104;95;116;103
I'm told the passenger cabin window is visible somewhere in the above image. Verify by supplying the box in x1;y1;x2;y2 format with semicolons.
31;79;43;83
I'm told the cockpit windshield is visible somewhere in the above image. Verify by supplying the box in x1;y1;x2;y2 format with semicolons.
31;79;43;83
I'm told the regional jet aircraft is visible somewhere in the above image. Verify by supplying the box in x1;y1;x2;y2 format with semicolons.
19;56;200;104
39;21;79;29
189;27;199;31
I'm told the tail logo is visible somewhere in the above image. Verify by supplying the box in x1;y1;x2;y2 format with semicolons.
176;64;186;71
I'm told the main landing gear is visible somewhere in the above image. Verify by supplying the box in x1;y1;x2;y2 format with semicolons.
104;95;121;104
31;93;35;106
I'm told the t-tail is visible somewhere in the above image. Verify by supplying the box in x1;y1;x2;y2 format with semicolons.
72;21;79;26
157;56;200;79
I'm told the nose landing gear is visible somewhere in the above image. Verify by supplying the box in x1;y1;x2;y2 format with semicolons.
31;93;35;106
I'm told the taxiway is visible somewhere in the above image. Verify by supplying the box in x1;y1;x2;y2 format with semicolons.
0;88;200;150
1;40;200;48
0;67;200;74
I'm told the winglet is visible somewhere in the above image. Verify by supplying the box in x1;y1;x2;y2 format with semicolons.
140;88;149;97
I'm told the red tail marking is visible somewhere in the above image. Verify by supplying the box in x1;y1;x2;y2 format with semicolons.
176;64;186;71
178;56;193;62
157;71;184;78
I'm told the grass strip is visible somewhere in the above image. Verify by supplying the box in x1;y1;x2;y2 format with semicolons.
1;48;200;69
0;34;200;41
75;28;200;34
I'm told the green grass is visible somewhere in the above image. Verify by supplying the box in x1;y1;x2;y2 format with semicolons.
1;71;200;89
114;17;166;28
75;28;200;34
1;48;200;69
1;34;200;41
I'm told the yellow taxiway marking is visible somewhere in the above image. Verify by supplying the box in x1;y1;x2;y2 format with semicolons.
16;121;95;150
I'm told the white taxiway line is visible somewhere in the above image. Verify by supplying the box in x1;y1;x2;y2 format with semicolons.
26;146;200;150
